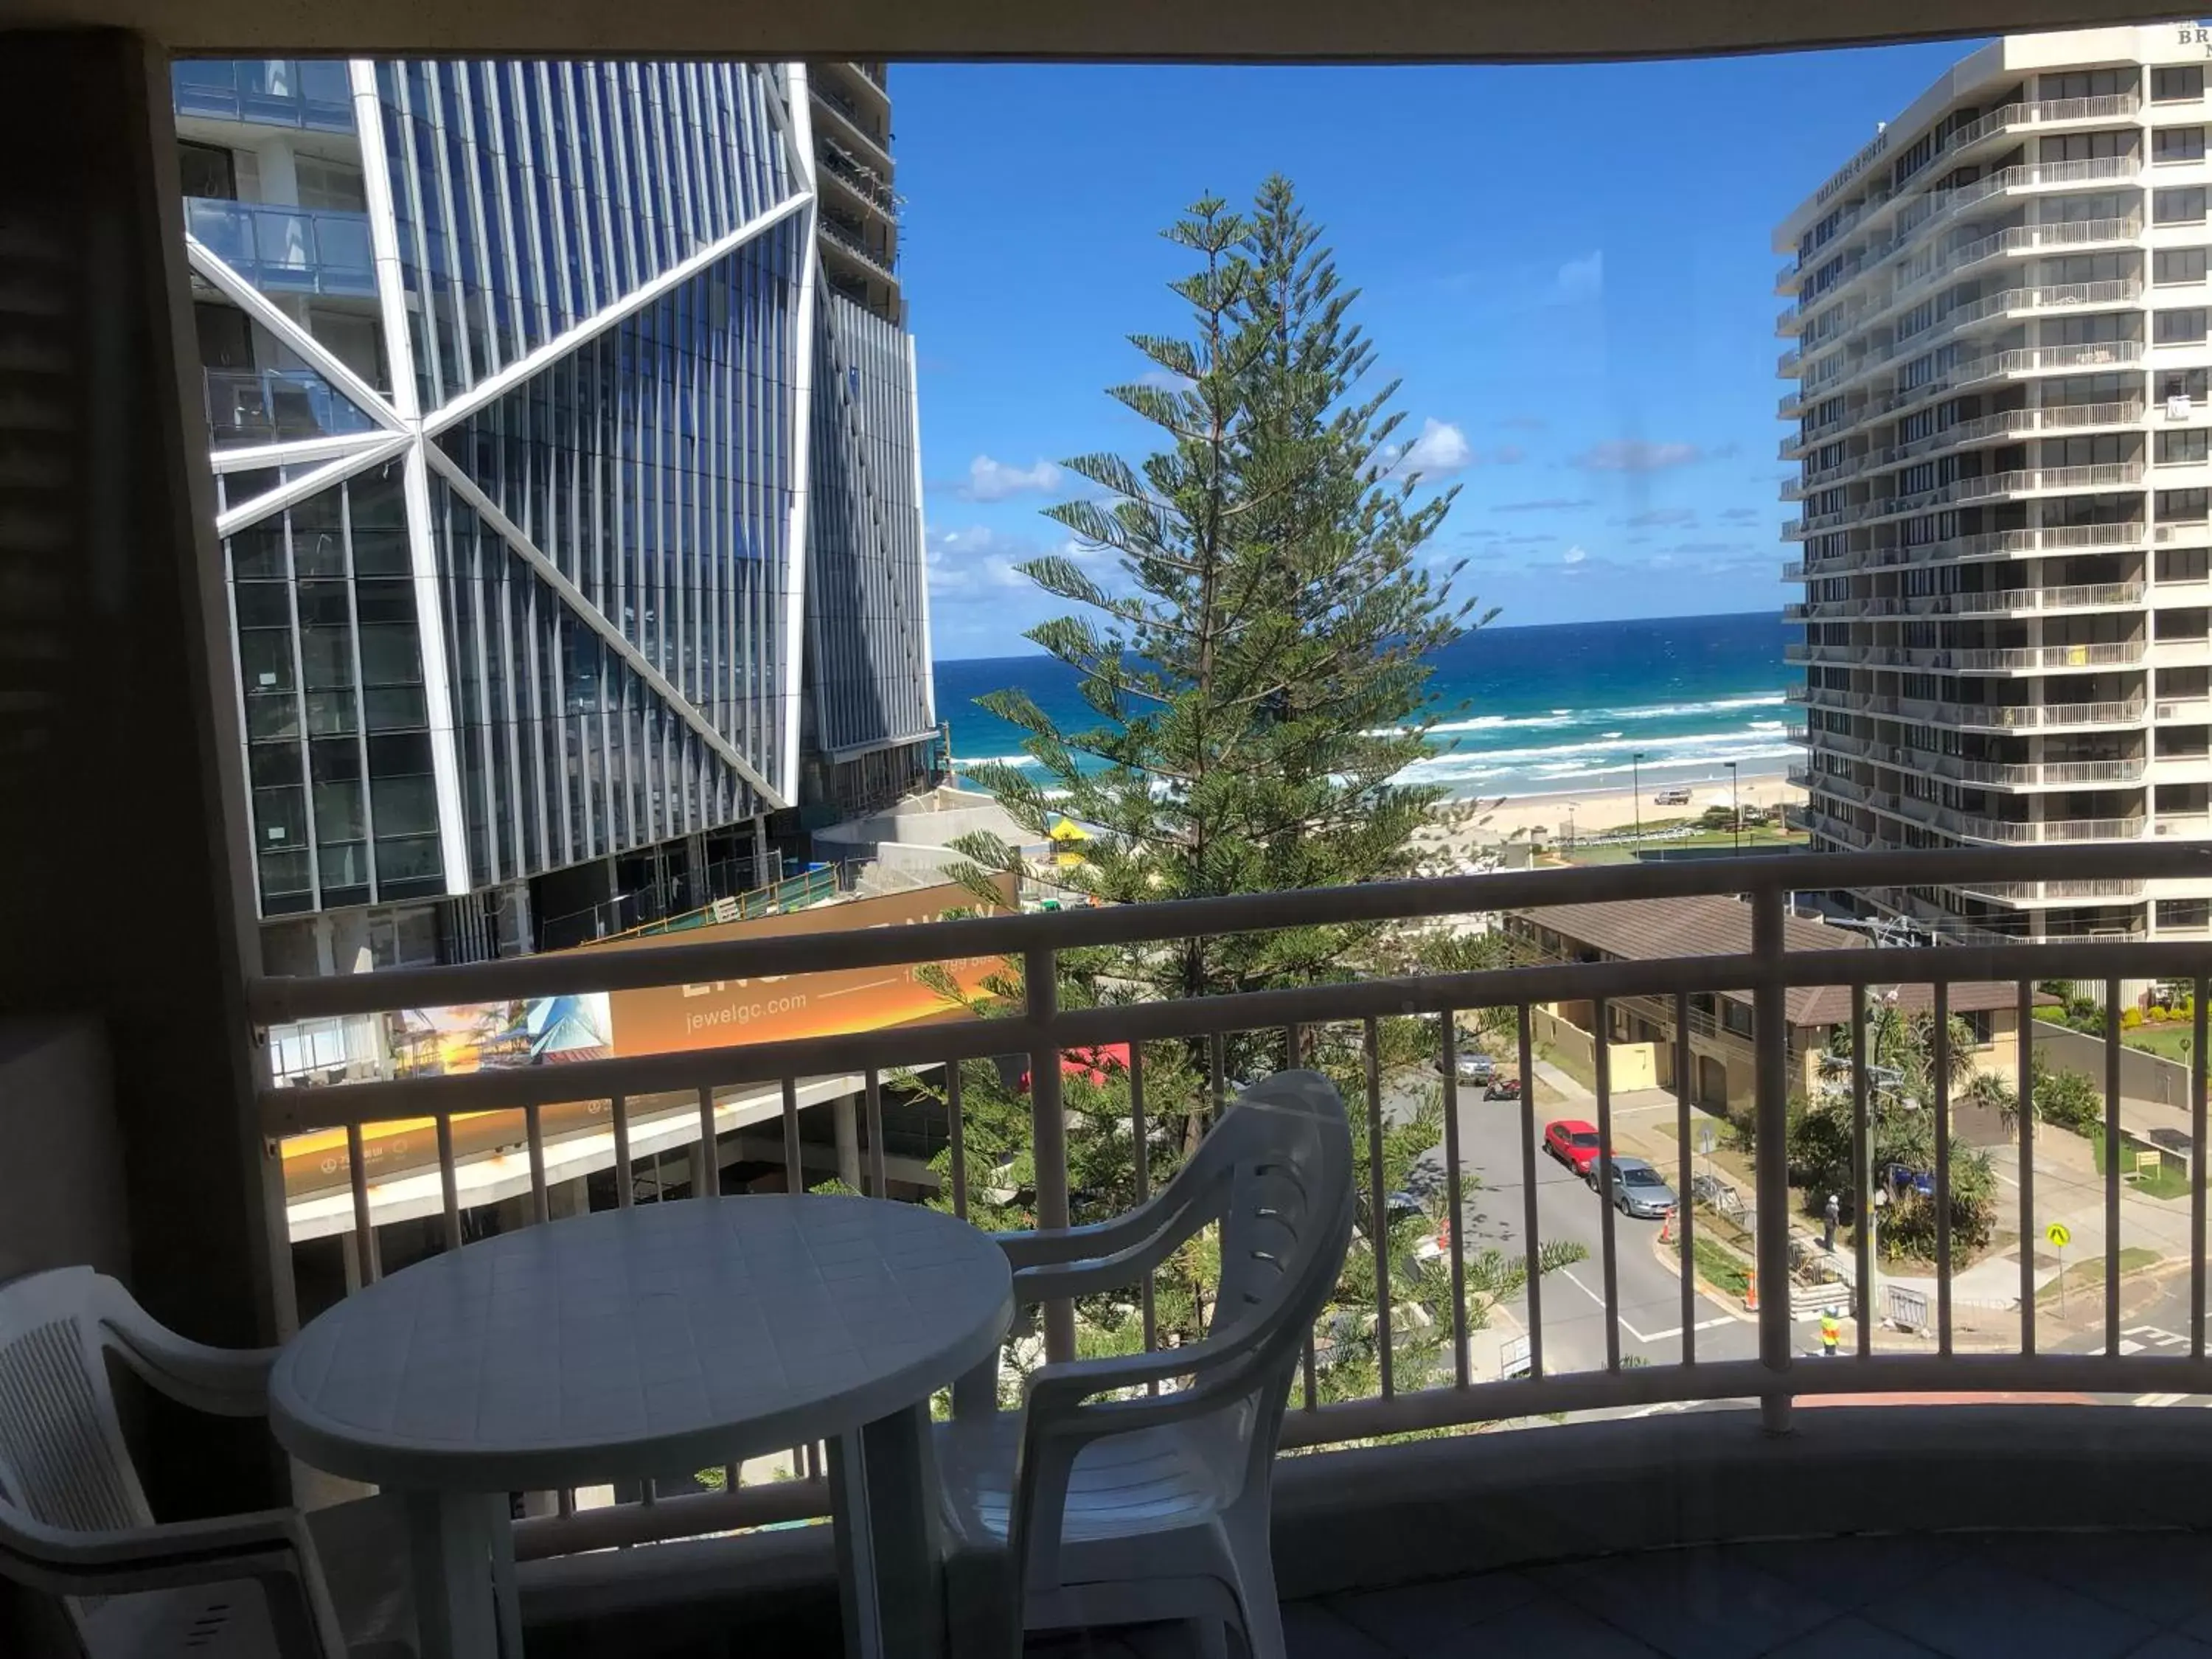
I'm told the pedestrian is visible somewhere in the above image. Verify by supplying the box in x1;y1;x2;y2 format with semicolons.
1823;1191;1840;1253
1820;1306;1841;1358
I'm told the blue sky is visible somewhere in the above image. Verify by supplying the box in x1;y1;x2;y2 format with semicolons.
894;44;1977;660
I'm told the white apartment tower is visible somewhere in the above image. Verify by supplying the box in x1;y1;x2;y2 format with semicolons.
1778;25;2212;942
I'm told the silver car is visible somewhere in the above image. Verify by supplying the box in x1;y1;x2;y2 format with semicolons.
1605;1156;1678;1220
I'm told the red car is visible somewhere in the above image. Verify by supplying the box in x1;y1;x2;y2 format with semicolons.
1543;1119;1607;1178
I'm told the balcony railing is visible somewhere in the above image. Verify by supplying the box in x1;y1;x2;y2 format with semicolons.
1945;90;2142;150
1842;639;2149;673
204;366;382;448
1788;522;2152;580
184;197;375;297
1790;279;2142;403
818;212;898;275
170;58;357;133
239;844;2212;1559
1790;214;2143;352
810;77;892;159
1887;796;2149;844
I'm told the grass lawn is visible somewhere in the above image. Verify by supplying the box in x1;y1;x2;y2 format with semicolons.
1673;1231;1752;1297
2122;1021;2198;1065
2034;1246;2160;1305
2089;1124;2195;1201
1558;828;1807;867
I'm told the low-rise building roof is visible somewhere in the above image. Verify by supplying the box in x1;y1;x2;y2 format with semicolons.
1503;895;2033;1028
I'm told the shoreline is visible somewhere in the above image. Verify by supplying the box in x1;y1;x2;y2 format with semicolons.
1421;769;1804;852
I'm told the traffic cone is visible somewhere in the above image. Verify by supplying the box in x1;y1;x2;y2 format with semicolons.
1659;1206;1675;1245
1744;1267;1759;1312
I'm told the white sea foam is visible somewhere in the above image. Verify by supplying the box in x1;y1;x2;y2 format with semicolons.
1374;692;1788;740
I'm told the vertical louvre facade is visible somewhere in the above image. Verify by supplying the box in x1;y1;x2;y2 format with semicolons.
807;291;932;767
176;58;935;962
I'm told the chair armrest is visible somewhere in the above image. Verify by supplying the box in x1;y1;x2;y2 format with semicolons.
1022;1323;1260;1415
94;1279;276;1418
4;1505;309;1593
990;1210;1161;1270
4;1507;351;1658
111;1325;276;1419
1007;1213;1200;1309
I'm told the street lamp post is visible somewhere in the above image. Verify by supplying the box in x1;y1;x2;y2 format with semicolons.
1726;759;1741;852
1632;751;1645;848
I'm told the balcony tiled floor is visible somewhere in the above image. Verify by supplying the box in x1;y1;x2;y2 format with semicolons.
1030;1531;2212;1659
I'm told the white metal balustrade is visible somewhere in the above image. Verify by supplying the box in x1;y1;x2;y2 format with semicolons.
242;845;2212;1562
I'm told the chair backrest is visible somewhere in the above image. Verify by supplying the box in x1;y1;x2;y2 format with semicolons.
0;1267;156;1540
1152;1070;1354;1499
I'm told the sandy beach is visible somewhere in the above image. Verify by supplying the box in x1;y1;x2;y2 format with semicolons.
1414;771;1805;863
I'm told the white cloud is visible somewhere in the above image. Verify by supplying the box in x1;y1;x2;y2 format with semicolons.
1552;251;1604;305
1135;368;1195;391
1394;418;1475;481
957;454;1063;503
1561;545;1589;565
927;526;1034;599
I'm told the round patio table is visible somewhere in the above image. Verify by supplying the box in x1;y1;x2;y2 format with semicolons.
270;1194;1014;1659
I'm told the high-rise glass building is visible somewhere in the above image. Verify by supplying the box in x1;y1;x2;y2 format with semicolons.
1775;25;2212;943
170;58;934;972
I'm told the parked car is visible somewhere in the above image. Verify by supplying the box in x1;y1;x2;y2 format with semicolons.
1606;1156;1678;1218
1435;1048;1496;1086
1543;1119;1606;1177
1654;787;1692;807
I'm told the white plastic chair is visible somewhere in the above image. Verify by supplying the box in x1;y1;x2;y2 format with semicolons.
937;1069;1354;1659
0;1266;413;1658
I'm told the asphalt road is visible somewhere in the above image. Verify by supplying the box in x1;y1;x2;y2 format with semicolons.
1383;1067;1761;1382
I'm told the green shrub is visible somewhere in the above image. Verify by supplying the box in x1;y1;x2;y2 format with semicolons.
2034;1062;2102;1135
2122;1006;2144;1031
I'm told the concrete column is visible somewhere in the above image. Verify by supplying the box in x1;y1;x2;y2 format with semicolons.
254;133;299;206
834;1093;863;1192
0;31;289;1516
548;1175;591;1220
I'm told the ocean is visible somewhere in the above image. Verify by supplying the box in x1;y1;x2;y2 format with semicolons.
934;611;1796;801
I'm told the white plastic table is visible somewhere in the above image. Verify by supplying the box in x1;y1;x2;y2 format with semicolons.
269;1194;1014;1659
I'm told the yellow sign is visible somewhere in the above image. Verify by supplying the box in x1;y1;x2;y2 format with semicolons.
2046;1222;2072;1250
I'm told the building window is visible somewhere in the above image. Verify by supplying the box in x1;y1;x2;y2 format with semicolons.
2160;487;2211;521
2157;307;2210;344
2157;608;2212;641
2044;68;2131;101
2157;65;2206;102
2156;126;2208;164
2160;544;2212;581
2157;898;2211;931
2157;248;2209;285
2161;428;2211;465
2157;187;2208;224
178;139;234;201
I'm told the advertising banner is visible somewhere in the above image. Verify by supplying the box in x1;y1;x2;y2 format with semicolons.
279;874;1016;1200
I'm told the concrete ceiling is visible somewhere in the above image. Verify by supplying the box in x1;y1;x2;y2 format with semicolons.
4;0;2196;60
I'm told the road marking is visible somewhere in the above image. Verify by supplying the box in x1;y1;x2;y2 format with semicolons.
1557;1270;1736;1345
2134;1392;2188;1408
1630;1316;1737;1343
2125;1324;2188;1348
